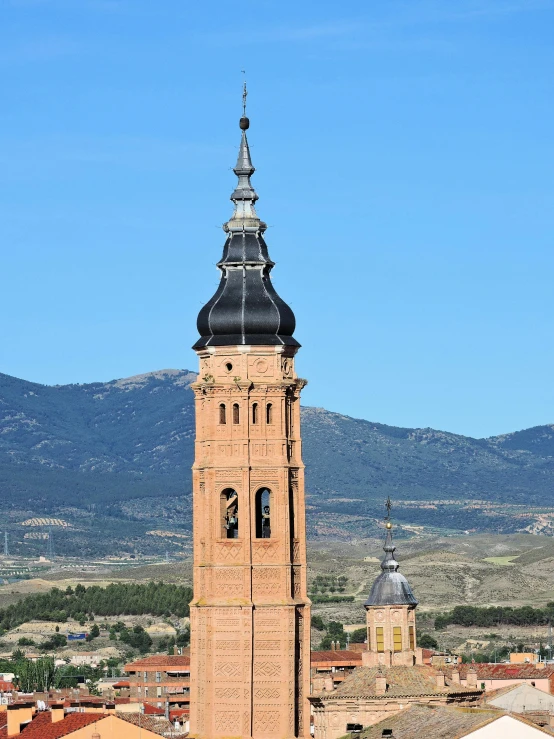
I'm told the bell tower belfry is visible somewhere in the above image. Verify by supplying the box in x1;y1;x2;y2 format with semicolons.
189;93;311;739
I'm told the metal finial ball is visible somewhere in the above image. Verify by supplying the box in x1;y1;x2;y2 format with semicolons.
386;522;392;529
239;116;250;130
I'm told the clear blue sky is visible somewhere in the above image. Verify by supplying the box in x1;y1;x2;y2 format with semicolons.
0;0;552;439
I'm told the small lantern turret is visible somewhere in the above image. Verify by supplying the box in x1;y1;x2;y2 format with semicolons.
362;499;422;668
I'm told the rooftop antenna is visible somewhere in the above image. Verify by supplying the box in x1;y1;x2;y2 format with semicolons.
3;531;8;557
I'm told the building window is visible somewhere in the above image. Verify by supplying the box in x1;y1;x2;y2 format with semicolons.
376;627;384;653
409;625;415;650
144;687;148;696
233;403;240;424
219;403;226;424
221;488;239;539
393;627;402;652
252;403;258;424
255;488;272;538
155;671;161;683
157;687;162;698
266;402;273;424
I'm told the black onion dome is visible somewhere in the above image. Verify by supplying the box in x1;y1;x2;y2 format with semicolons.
364;527;418;607
193;114;299;350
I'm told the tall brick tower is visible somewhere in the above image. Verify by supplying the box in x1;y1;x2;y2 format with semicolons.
189;90;311;739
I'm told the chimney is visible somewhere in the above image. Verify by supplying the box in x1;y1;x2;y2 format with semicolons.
451;670;460;684
381;730;395;738
375;671;387;696
435;671;446;688
7;703;34;736
467;667;478;689
173;644;178;656
311;675;325;693
51;703;65;723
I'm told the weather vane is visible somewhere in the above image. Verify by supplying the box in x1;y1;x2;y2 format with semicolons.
241;70;247;117
385;496;392;529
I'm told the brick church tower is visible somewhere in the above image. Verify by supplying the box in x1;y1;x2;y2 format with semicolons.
362;501;422;668
189;93;311;739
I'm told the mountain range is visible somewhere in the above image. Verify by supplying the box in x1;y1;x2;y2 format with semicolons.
1;369;553;556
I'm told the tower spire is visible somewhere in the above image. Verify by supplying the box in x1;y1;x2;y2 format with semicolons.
381;497;400;574
225;83;264;234
364;499;418;607
193;87;299;350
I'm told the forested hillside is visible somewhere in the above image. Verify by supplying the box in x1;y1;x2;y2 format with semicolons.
1;369;553;554
0;582;192;631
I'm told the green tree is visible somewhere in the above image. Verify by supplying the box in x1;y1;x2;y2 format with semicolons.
17;637;36;646
419;634;439;650
349;628;367;644
311;615;325;631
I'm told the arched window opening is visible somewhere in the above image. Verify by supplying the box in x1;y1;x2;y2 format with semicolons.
252;403;258;425
255;488;272;539
233;403;240;425
266;403;273;424
219;404;226;424
220;488;238;539
289;484;297;540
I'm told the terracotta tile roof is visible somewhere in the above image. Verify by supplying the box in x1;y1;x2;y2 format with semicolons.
0;711;107;739
117;711;186;736
124;654;190;670
143;703;165;715
311;650;363;664
170;709;189;719
444;663;554;679
353;704;511;739
321;665;481;699
59;697;129;706
0;681;13;692
113;681;130;688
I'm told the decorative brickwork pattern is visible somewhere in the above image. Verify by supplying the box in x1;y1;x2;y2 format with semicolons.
189;346;310;738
